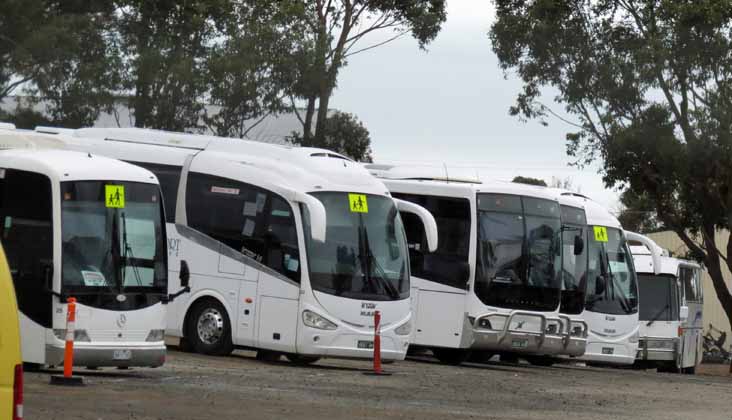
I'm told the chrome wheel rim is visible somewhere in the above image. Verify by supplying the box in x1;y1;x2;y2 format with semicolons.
197;308;224;345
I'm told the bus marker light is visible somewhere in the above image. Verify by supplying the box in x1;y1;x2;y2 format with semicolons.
50;297;84;386
245;298;253;304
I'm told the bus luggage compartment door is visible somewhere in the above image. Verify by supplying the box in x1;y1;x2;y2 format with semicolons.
257;296;298;352
414;290;466;348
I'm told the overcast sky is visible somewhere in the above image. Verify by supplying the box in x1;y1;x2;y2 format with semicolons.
330;2;621;211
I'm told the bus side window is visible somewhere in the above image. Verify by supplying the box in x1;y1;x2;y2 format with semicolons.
680;267;699;303
186;172;300;282
391;193;471;290
128;161;182;223
0;169;53;327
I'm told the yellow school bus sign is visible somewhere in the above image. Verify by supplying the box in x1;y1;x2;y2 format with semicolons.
593;226;608;242
348;193;368;213
105;185;125;208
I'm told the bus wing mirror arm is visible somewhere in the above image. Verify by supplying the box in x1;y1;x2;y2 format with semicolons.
624;231;663;275
41;263;63;299
165;260;191;304
393;198;438;253
293;192;327;243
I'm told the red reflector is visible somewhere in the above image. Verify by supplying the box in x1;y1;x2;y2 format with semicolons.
678;326;684;337
13;364;23;420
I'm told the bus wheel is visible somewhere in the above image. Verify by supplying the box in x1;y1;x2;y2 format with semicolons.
188;299;234;356
285;354;321;365
525;355;555;367
432;348;470;365
499;353;520;364
682;366;696;375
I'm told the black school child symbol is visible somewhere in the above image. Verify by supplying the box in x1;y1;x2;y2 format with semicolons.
348;193;368;213
105;185;126;208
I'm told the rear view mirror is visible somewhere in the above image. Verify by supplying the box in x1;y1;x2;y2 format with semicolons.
393;198;438;253
293;192;327;243
680;305;689;321
179;260;190;288
595;275;605;295
574;235;584;255
43;263;53;292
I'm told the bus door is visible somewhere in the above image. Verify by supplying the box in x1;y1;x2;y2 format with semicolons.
679;265;703;367
0;169;55;364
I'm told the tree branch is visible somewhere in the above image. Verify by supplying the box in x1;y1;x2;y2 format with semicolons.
345;30;407;57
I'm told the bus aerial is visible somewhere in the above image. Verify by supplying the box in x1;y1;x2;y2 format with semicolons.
629;232;703;373
0;127;189;369
365;165;587;365
36;126;438;363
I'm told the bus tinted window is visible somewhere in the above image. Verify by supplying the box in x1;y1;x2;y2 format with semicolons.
128;161;181;223
186;172;300;282
680;267;701;303
391;193;470;290
0;169;53;327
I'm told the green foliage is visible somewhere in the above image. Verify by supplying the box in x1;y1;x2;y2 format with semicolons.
512;176;547;187
289;111;373;162
490;0;732;331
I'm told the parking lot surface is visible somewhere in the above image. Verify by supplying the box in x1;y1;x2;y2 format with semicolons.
26;350;732;420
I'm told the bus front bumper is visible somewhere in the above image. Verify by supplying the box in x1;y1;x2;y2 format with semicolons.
298;329;410;361
46;342;167;368
579;340;638;365
636;338;678;362
471;312;579;356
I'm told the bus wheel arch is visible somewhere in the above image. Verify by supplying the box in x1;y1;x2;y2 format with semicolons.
184;296;234;356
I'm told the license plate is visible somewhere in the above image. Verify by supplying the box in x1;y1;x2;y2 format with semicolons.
511;339;528;349
357;340;374;349
602;347;614;355
113;349;132;361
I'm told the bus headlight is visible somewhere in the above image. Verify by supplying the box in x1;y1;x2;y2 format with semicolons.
302;310;337;330
394;320;412;336
146;329;165;342
645;339;675;350
629;331;640;344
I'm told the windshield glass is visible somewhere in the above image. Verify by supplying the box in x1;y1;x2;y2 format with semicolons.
585;227;638;315
475;194;562;311
560;205;588;314
61;181;167;294
303;192;409;301
638;274;679;322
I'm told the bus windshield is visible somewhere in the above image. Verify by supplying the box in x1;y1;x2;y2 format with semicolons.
61;181;167;295
560;205;588;315
475;194;562;311
303;192;409;301
585;227;638;315
638;274;679;322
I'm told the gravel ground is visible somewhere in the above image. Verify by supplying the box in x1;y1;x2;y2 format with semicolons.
25;349;732;420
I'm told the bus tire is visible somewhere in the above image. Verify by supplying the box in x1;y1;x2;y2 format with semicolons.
499;352;520;364
432;348;470;365
525;355;555;367
187;299;234;356
285;354;321;365
256;350;283;363
682;366;696;375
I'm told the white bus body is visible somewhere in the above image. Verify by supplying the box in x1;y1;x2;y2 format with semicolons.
564;195;640;365
0;129;174;368
365;165;587;365
629;233;703;373
37;127;438;362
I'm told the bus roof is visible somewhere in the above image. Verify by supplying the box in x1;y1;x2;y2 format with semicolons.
629;235;700;276
35;127;389;197
0;149;159;184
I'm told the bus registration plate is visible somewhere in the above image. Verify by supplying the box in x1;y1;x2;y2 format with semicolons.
511;339;528;349
113;349;132;361
602;347;614;355
357;340;374;349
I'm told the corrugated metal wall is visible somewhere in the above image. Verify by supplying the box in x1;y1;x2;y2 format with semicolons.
647;230;732;339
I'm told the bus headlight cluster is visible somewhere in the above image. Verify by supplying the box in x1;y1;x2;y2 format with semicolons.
570;325;586;338
545;321;561;335
645;339;675;350
302;310;337;330
629;331;640;344
394;320;412;336
146;329;165;342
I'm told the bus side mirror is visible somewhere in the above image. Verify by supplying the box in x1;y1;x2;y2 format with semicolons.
574;235;584;255
393;198;438;253
179;260;190;288
595;275;605;295
680;305;689;321
43;263;53;292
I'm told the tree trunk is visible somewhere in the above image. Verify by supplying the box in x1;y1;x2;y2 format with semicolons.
702;228;732;373
314;85;331;146
302;96;316;145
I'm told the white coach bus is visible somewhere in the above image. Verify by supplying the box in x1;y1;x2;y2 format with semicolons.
365;165;587;365
36;126;438;363
0;127;189;368
629;232;703;373
559;193;640;365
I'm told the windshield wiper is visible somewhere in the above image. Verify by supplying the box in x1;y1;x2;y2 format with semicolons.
121;212;144;287
360;226;400;300
646;304;670;327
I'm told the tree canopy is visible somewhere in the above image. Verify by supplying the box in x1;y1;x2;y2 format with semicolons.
512;175;547;187
491;0;732;336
